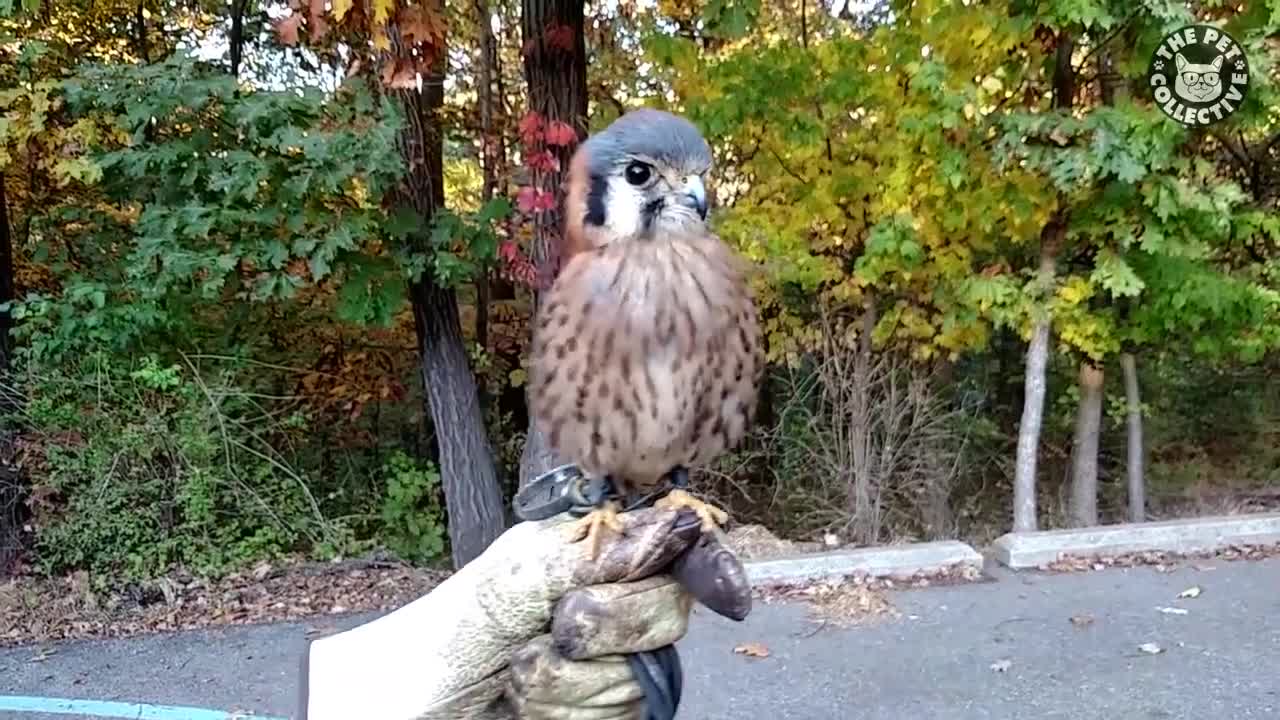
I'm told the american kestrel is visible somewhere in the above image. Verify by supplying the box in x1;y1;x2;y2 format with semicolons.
527;108;765;557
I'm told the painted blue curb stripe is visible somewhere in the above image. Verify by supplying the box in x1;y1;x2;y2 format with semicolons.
0;695;289;720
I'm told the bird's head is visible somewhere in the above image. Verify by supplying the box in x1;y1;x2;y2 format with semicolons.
564;108;713;254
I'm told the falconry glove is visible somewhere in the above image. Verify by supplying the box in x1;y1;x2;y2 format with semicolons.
297;507;747;720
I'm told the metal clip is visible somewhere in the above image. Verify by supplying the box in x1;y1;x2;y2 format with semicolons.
513;464;621;521
513;464;584;521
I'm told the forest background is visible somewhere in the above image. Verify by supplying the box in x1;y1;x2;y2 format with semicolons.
0;0;1277;608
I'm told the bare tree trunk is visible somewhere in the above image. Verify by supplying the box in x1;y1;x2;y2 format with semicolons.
1070;362;1103;527
1012;31;1074;533
1120;352;1145;522
0;174;13;376
391;13;506;568
517;0;587;488
473;0;496;407
229;0;247;78
134;0;150;63
1013;303;1050;532
1013;227;1060;532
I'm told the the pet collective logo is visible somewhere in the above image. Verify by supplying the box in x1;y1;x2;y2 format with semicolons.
1148;24;1249;126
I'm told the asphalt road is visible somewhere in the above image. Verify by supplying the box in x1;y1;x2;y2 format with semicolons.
3;556;1279;719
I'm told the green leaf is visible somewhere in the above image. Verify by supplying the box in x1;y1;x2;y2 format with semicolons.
1091;250;1145;298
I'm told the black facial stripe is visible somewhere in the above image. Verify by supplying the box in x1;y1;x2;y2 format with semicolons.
642;197;664;235
585;172;608;227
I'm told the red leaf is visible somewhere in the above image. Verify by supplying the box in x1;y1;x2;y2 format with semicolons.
308;0;329;40
516;187;538;213
545;24;575;51
515;187;556;214
398;4;448;46
525;150;560;172
275;13;302;46
534;190;557;211
518;112;544;147
381;59;418;89
544;120;577;147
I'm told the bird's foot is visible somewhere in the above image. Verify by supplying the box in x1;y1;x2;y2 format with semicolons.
564;500;625;560
653;488;729;533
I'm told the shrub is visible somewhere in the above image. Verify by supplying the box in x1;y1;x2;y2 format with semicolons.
377;450;447;564
14;351;345;581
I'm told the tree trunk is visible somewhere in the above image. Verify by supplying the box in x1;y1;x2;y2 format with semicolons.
0;174;13;376
1070;361;1103;527
390;13;506;568
1012;304;1050;532
1120;352;1145;523
134;0;150;63
1011;31;1074;533
1013;225;1061;533
229;0;247;78
473;0;496;408
410;281;506;567
516;0;587;489
520;0;587;277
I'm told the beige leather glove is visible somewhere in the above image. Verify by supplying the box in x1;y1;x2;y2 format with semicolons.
298;507;746;720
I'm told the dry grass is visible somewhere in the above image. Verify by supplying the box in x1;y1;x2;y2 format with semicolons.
700;306;985;548
723;523;822;560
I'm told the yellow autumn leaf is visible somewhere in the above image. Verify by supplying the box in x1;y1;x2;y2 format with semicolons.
371;0;394;26
331;0;352;22
1057;277;1094;305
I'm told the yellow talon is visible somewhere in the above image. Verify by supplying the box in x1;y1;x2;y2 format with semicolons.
653;488;729;532
565;501;625;560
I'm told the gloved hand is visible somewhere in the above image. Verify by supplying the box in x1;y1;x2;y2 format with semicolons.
297;507;749;720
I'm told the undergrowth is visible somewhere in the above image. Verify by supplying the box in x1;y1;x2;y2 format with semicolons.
7;350;450;584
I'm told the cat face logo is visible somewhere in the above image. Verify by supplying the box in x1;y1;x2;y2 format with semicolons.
1148;25;1249;126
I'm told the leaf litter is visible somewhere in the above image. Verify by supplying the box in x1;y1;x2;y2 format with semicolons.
1040;543;1280;574
1;555;447;648
733;642;770;658
754;563;980;629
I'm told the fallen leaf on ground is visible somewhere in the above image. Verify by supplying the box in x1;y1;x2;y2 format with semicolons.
1138;642;1164;655
990;659;1012;672
1155;606;1189;615
1;556;446;649
1177;586;1203;599
1069;614;1095;628
733;642;770;658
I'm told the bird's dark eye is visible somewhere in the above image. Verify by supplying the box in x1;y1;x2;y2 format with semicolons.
624;162;652;186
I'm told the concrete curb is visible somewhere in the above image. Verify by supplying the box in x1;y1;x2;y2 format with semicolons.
990;512;1280;569
741;540;985;587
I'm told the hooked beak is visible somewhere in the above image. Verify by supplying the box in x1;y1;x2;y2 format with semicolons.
676;175;708;220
